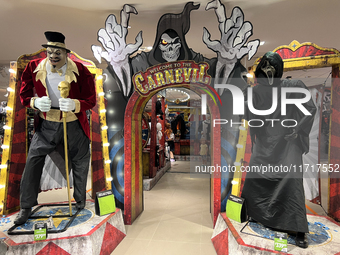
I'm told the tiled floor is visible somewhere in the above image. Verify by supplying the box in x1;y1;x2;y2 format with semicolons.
112;160;216;255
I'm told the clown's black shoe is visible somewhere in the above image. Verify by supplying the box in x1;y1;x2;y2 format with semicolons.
14;208;31;225
76;201;85;210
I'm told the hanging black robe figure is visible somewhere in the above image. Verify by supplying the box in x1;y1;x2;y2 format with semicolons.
241;52;316;249
171;114;186;139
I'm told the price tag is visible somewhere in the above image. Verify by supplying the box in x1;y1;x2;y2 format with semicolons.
95;190;116;216
274;232;287;252
34;223;47;241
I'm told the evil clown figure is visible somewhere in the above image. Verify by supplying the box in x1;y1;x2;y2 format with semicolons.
241;52;316;248
91;0;259;210
15;31;96;225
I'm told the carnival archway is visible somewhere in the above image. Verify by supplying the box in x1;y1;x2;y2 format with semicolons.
123;82;221;225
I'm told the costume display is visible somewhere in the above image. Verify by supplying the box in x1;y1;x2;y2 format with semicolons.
171;114;187;139
165;123;175;161
15;31;96;225
199;139;208;165
241;52;316;248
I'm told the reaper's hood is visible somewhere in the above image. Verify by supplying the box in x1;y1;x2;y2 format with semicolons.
255;51;283;86
148;2;199;66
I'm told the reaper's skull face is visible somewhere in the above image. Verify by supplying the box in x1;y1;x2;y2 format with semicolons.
261;60;276;85
159;33;181;62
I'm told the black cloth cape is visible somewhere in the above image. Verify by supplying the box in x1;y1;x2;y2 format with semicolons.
241;79;316;233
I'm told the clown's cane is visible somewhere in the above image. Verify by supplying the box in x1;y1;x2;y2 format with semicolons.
58;81;73;216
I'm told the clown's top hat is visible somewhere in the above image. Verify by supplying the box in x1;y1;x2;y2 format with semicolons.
42;31;71;53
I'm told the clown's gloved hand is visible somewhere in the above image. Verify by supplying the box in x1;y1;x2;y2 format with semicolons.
59;98;75;112
34;96;51;112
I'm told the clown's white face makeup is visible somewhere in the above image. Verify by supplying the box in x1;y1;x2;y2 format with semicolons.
47;47;67;70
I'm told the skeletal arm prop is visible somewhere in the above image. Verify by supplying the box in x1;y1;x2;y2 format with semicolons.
204;0;259;95
91;5;143;97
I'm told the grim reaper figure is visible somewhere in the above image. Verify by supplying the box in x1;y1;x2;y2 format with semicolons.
241;52;316;248
91;0;259;210
92;0;259;99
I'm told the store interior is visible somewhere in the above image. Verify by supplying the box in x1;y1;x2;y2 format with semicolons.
0;1;339;254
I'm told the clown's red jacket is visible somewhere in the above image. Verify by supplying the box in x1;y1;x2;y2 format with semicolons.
20;58;96;138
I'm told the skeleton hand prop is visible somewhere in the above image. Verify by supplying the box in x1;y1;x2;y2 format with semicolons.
34;96;51;112
204;0;259;95
59;98;75;112
92;4;143;97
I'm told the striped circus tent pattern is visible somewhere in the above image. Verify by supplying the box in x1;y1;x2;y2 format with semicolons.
303;88;322;202
40;155;74;191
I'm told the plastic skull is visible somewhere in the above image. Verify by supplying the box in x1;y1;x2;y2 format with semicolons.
159;32;181;62
261;60;276;85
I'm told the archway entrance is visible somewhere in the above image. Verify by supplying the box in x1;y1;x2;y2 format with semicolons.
123;82;221;225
